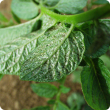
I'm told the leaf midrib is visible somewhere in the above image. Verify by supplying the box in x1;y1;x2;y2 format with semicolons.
21;24;74;78
90;59;107;108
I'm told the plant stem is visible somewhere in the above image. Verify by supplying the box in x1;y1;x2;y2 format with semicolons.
41;4;110;24
53;76;66;110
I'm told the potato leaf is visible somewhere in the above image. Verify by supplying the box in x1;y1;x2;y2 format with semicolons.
93;0;108;5
67;93;85;110
11;0;39;20
0;15;56;75
53;0;88;14
56;101;70;110
45;0;59;6
31;83;58;98
60;85;70;94
81;58;110;110
100;55;110;70
78;20;110;58
11;11;21;23
20;24;85;82
0;14;41;46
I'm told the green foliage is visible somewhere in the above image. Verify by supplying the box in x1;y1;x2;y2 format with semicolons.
78;20;110;58
31;83;58;98
0;74;4;80
100;55;110;70
67;93;85;110
81;58;110;110
0;12;8;22
47;99;55;105
40;0;59;6
11;11;21;23
43;0;88;14
0;15;41;46
20;24;85;82
60;85;70;94
1;0;110;110
11;0;39;20
93;0;108;4
0;12;14;28
72;66;83;83
0;15;55;75
56;101;70;110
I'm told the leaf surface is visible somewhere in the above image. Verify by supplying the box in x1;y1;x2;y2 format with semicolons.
0;14;41;46
11;0;38;20
56;101;70;110
45;0;59;6
67;93;85;110
0;74;4;80
31;83;58;98
11;11;21;23
47;99;55;104
0;15;56;75
0;12;8;22
93;0;108;4
100;55;110;70
78;20;110;58
54;0;88;14
60;85;70;94
81;58;110;110
20;24;85;82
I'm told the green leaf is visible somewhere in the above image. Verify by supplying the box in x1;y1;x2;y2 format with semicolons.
93;0;108;4
81;58;110;110
78;20;110;58
79;60;86;66
60;85;70;94
11;0;39;20
47;99;55;104
53;0;88;14
0;74;4;80
67;93;85;110
0;31;44;75
44;0;59;6
0;12;8;22
72;67;83;83
11;11;21;23
100;55;110;70
20;24;85;82
101;19;110;29
84;104;93;110
0;15;56;75
0;19;14;28
31;83;58;98
56;101;70;110
0;14;41;46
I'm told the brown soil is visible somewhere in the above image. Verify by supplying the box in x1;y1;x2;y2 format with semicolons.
0;0;12;19
0;1;82;110
0;75;82;110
